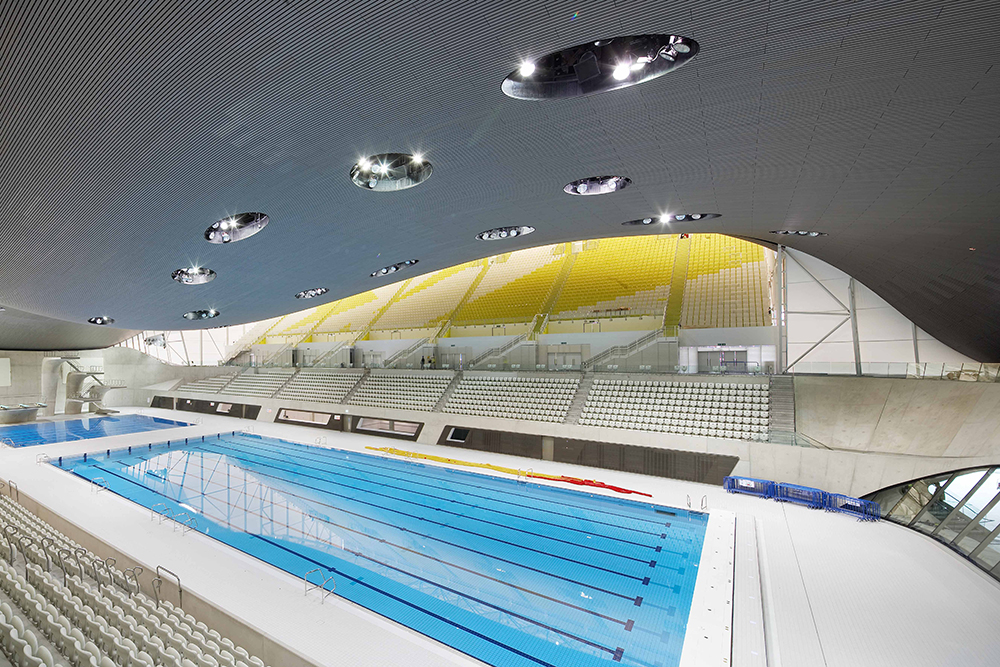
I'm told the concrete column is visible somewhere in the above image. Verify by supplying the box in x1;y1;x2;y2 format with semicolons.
342;414;352;432
542;436;554;461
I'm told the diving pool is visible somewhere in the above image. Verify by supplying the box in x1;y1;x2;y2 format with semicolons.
0;414;190;448
58;433;707;667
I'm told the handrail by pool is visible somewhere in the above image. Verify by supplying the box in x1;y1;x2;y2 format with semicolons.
90;477;109;494
154;565;183;608
35;453;50;465
304;568;337;604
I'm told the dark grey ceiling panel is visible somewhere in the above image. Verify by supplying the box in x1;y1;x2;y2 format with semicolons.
0;0;998;358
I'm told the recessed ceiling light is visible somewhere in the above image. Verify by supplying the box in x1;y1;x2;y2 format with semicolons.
622;213;721;225
295;287;330;299
351;153;432;192
87;316;114;325
502;34;699;100
171;267;216;285
371;259;419;277
477;225;535;241
182;309;220;321
204;212;269;244
770;230;827;237
564;175;632;196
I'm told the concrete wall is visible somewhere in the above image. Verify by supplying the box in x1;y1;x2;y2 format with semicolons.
100;347;236;408
0;351;46;405
795;375;1000;459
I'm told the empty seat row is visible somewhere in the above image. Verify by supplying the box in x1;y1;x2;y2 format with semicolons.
175;375;237;394
0;494;269;667
276;371;362;403
444;375;579;423
347;374;452;411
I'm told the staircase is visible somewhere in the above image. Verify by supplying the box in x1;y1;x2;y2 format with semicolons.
663;234;692;327
434;259;490;340
582;329;662;370
564;374;595;425
309;342;346;367
385;338;430;368
768;375;796;438
469;333;528;368
339;368;370;404
353;278;414;343
530;247;577;337
433;372;464;411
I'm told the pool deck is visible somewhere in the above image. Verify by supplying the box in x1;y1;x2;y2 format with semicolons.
2;408;1000;667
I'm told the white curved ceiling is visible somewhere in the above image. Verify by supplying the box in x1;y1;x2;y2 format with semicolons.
0;1;998;358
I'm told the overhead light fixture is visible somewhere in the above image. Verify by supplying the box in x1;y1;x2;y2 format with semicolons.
564;175;632;196
171;267;216;285
295;287;330;299
622;213;721;225
502;34;699;100
204;212;269;244
182;309;220;321
371;259;419;277
476;225;536;241
351;153;433;192
770;230;827;237
87;316;114;325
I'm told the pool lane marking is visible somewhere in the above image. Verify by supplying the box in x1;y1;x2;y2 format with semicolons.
74;465;630;663
202;439;662;548
225;435;676;531
193;439;665;564
87;462;651;603
253;535;626;664
208;437;672;548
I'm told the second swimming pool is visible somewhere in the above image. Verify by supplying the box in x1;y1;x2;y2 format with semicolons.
58;433;707;667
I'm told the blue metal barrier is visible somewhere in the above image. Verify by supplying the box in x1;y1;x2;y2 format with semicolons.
724;476;880;521
826;493;881;521
723;476;775;499
776;482;826;509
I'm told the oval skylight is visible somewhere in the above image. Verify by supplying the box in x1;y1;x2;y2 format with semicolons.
563;176;631;196
622;213;721;225
171;267;217;285
351;153;432;192
204;212;269;244
295;287;329;299
87;316;114;325
371;259;419;277
182;309;220;321
476;225;535;241
503;34;699;100
770;230;827;237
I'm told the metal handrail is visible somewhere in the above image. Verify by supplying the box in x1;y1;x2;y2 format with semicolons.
123;566;143;595
2;525;18;563
90;477;109;494
7;481;18;501
0;437;14;449
154;565;183;608
304;568;337;604
35;453;50;465
40;537;54;572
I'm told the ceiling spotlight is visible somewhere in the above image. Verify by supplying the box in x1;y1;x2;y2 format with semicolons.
351;153;432;192
87;316;114;326
770;230;827;237
171;267;216;285
477;225;535;241
295;287;329;299
204;212;269;244
182;309;220;321
371;259;419;277
623;213;722;226
564;175;632;196
502;34;700;100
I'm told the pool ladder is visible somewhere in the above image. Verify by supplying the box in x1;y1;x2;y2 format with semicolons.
304;569;337;604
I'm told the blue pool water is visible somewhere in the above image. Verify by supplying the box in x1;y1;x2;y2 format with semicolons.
0;415;191;447
58;434;707;667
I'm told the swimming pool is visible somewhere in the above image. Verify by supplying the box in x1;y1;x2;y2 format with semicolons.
59;433;707;667
0;414;191;447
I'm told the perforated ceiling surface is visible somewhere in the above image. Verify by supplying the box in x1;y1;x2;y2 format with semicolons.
1;1;998;357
